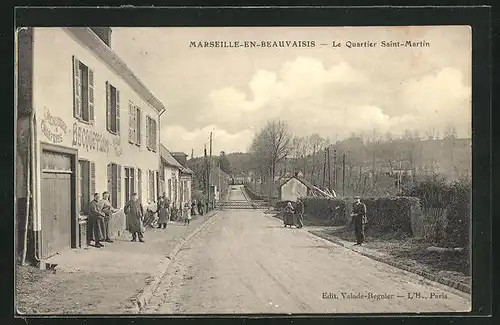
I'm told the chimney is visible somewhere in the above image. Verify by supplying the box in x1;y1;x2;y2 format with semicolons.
172;152;188;166
90;27;112;47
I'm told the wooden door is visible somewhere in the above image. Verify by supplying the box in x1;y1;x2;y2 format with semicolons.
41;172;57;258
41;172;72;258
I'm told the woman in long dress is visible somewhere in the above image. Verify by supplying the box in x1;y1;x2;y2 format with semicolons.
283;202;295;227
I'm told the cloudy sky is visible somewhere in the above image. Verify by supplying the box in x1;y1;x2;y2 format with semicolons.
111;26;471;157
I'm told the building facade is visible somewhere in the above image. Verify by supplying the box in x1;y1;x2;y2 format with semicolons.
279;175;314;202
16;27;165;263
159;146;194;211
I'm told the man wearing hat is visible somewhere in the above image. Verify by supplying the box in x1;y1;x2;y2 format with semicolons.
350;196;367;245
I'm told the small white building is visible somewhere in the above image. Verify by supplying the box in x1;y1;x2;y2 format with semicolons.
279;174;315;202
159;146;193;210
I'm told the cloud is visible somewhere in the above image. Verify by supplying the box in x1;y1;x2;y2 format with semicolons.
166;57;470;153
161;124;254;157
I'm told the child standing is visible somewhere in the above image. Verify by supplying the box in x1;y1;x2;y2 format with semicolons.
183;202;191;225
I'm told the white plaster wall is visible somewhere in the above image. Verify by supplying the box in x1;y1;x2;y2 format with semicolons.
32;28;161;230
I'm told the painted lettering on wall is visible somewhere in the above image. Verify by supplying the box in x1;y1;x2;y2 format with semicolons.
72;123;110;153
41;109;68;143
112;138;123;156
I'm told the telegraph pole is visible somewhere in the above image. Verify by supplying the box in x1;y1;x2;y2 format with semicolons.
333;149;337;189
342;153;346;197
323;148;326;187
209;132;213;210
328;147;331;190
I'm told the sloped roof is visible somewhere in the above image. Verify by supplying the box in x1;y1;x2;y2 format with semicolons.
160;144;184;169
279;176;315;190
179;165;194;175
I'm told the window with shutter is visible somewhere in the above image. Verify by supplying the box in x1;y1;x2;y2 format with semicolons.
146;115;150;149
107;163;112;194
128;102;134;143
152;119;157;152
138;169;142;202
136;107;141;145
72;56;82;119
78;160;90;213
106;82;111;131
116;165;122;208
90;162;96;196
116;89;120;135
88;69;95;124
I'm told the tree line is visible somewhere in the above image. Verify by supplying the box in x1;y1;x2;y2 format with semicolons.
246;119;471;199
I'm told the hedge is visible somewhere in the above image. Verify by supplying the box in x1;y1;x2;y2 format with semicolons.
243;183;266;200
402;176;471;248
282;196;420;236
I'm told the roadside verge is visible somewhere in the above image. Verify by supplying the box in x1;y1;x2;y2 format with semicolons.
308;229;471;295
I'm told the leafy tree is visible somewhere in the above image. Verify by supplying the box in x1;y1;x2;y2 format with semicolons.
218;150;232;174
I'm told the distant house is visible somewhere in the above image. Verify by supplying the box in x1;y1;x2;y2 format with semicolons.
279;173;316;202
159;146;194;209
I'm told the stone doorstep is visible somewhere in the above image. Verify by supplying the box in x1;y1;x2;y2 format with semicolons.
308;230;471;295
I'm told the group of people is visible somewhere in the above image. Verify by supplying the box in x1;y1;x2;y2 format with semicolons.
87;191;206;247
282;199;305;228
280;196;368;246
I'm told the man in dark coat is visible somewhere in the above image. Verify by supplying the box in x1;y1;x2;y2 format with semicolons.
125;193;145;242
351;196;367;245
295;199;304;228
197;200;204;215
88;193;105;248
157;193;169;229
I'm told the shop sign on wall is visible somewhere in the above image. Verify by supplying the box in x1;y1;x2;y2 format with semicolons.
72;123;110;153
40;109;68;144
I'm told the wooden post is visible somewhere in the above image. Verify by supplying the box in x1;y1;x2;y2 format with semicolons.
342;153;346;197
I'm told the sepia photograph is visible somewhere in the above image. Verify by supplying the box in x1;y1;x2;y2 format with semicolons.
15;23;474;315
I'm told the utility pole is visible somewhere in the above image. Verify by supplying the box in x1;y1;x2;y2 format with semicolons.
209;132;213;210
322;148;327;188
328;147;331;190
204;144;208;207
342;153;346;197
333;149;337;189
191;148;194;160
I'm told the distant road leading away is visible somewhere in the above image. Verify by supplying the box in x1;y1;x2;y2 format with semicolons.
143;185;471;314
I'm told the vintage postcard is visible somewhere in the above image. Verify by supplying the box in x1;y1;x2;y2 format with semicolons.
15;25;472;315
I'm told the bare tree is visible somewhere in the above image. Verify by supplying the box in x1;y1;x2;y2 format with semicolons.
249;120;292;198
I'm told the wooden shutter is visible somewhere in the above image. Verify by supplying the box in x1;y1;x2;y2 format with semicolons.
90;161;96;197
106;82;111;131
117;165;122;208
152;119;157;151
138;169;142;202
107;163;112;194
128;102;134;143
116;89;120;134
146;116;150;149
88;69;95;124
137;107;141;145
72;56;82;119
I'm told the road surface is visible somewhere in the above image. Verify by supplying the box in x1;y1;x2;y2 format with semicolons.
143;185;471;314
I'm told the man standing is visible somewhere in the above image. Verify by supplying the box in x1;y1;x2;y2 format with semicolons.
88;193;105;248
295;198;304;228
125;193;145;242
157;193;169;229
351;196;367;245
197;200;204;215
99;191;118;243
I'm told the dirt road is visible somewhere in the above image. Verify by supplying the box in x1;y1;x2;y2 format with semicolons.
143;186;471;314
